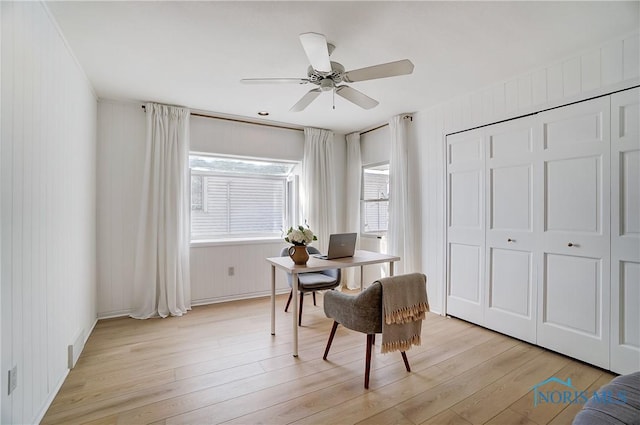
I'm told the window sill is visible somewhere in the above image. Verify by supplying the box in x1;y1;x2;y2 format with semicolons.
361;232;386;239
191;237;284;248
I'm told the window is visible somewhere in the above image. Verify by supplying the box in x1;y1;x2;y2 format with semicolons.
190;154;297;241
191;175;204;211
361;163;389;234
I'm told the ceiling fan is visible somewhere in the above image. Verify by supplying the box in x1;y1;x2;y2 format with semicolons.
241;32;414;112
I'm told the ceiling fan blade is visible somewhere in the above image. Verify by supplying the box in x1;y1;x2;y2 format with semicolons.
299;32;332;73
290;88;322;112
241;78;309;84
335;86;379;110
343;59;414;83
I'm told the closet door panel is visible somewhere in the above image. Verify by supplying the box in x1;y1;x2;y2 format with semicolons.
446;129;485;324
489;248;532;316
449;171;482;230
545;156;601;233
484;119;537;343
621;150;640;236
491;165;532;231
545;110;603;150
536;96;610;369
544;254;601;336
620;262;640;346
611;87;640;374
489;125;532;158
449;243;482;302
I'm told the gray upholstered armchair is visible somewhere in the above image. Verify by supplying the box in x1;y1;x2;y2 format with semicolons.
323;273;428;389
280;246;341;326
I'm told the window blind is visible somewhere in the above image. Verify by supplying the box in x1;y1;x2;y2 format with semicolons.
362;166;389;233
191;174;286;240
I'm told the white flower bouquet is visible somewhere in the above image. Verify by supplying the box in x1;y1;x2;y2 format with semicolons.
284;224;317;246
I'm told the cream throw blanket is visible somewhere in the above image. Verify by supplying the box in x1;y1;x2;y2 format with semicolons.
379;273;429;354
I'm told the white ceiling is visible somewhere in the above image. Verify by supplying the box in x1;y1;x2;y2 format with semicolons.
47;1;639;134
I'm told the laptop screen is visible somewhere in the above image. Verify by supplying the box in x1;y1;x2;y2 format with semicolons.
325;233;357;259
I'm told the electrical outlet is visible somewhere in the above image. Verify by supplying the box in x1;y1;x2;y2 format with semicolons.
8;366;17;395
228;266;235;276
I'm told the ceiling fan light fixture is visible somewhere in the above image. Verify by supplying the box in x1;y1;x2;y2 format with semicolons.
319;78;334;92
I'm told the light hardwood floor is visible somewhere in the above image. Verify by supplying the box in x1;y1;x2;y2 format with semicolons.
42;293;616;425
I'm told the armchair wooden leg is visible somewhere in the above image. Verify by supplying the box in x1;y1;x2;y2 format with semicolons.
401;351;411;372
298;292;304;326
284;290;293;312
365;334;374;389
323;321;339;360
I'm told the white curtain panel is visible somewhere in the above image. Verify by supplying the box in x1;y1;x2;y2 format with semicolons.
302;127;337;254
131;103;192;319
345;132;362;288
388;114;415;275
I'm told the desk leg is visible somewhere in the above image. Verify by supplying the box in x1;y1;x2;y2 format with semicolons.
270;265;276;335
292;272;299;357
360;265;364;291
390;261;395;277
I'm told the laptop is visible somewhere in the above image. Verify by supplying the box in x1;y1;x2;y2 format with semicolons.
313;233;357;260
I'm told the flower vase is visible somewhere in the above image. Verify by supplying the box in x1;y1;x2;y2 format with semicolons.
288;245;309;265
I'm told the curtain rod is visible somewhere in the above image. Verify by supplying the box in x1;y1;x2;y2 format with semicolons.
359;115;413;136
141;105;303;132
360;123;387;135
141;104;414;135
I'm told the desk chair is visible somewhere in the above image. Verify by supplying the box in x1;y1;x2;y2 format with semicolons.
280;246;341;326
323;273;428;389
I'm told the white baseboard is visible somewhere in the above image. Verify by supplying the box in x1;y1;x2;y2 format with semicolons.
32;369;68;425
68;331;85;369
97;289;291;319
191;288;290;307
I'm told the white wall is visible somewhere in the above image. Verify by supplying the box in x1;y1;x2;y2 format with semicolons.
0;2;98;424
96;101;145;317
191;114;304;161
416;31;640;314
97;105;348;316
361;125;390;166
1;3;4;419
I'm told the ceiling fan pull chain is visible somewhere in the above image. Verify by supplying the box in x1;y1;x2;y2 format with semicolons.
333;88;336;110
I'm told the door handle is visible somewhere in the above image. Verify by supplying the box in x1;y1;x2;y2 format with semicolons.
507;238;515;243
568;242;575;247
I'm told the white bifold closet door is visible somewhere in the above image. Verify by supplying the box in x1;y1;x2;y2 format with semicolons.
535;97;611;369
446;89;638;372
484;118;538;344
610;88;640;375
446;118;539;342
446;128;485;324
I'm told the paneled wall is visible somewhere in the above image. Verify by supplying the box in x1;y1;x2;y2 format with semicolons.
361;125;390;166
190;240;291;305
0;2;98;424
97;104;348;317
415;31;639;314
96;101;146;317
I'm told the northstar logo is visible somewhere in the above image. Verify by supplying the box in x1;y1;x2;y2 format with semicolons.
530;377;627;408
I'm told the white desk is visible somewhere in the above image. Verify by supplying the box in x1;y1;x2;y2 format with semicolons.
266;249;401;357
